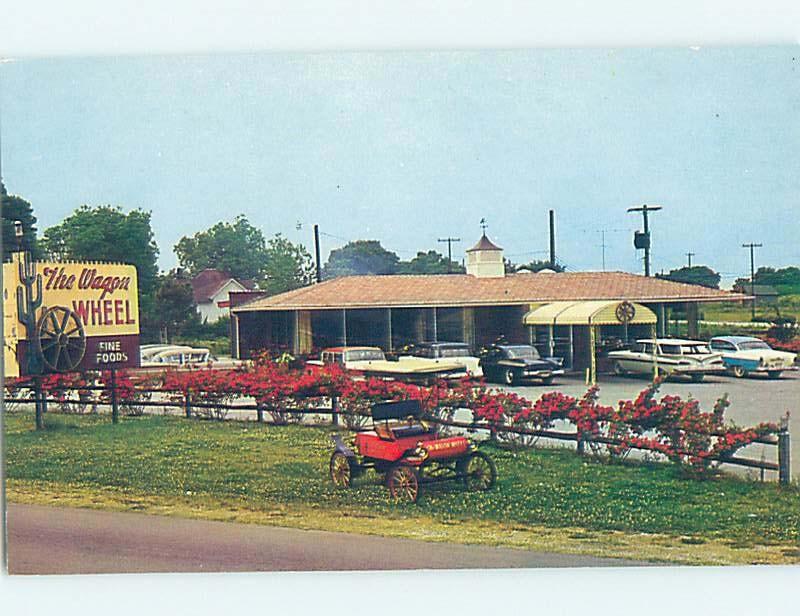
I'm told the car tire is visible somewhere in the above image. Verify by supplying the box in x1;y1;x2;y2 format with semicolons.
612;361;626;376
503;368;517;386
731;365;747;378
689;373;705;383
540;375;554;385
767;370;782;379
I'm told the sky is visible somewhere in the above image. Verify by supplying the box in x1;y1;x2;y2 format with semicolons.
1;47;798;284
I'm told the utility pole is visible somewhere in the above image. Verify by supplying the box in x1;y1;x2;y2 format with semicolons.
742;242;762;319
686;252;695;268
548;210;556;268
313;224;322;283
627;204;662;277
437;237;461;274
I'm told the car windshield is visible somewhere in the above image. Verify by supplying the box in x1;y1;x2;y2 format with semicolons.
682;344;711;355
505;346;540;360
738;341;770;351
439;346;470;358
347;349;385;361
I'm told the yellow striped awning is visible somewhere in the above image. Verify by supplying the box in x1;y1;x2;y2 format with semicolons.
522;300;657;326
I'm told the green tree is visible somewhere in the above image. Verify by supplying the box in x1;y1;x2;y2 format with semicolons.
174;215;268;281
397;250;465;274
42;205;159;296
751;266;800;295
262;234;315;294
658;265;720;289
323;240;399;279
154;271;200;343
1;182;39;261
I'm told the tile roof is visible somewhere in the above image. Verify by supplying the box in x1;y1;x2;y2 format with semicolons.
233;271;748;312
466;234;503;252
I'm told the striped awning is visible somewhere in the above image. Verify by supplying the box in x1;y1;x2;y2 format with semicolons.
523;300;657;326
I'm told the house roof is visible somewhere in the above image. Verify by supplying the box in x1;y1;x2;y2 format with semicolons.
191;269;255;304
466;234;503;252
232;271;748;313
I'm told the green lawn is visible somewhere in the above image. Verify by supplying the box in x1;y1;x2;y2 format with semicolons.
5;412;800;564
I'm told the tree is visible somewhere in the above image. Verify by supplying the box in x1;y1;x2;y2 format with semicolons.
153;271;200;342
42;205;159;296
397;250;465;274
323;240;400;279
658;265;720;289
751;266;800;295
262;234;315;294
1;182;39;261
174;215;268;282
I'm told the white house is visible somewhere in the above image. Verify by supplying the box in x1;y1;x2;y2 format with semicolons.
191;269;255;323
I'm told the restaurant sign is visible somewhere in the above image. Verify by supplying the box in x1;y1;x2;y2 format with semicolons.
3;258;140;377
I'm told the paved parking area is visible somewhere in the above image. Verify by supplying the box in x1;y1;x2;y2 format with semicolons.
497;370;799;477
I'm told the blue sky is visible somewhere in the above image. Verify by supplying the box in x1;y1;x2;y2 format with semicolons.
1;48;797;284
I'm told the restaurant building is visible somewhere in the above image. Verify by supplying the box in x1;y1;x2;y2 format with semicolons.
231;234;747;374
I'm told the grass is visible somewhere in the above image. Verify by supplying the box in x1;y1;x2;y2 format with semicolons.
5;412;800;565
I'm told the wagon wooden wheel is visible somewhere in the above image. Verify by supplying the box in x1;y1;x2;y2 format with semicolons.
387;463;421;503
330;452;353;488
36;306;86;373
457;451;497;491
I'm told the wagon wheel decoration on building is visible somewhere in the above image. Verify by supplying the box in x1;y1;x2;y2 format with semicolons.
36;306;87;372
615;301;636;324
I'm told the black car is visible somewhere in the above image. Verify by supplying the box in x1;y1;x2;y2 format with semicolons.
479;344;565;386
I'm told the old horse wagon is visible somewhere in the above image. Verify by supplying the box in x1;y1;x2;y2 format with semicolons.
329;399;496;502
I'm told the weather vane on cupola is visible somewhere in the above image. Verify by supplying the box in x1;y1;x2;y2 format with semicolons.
479;218;488;234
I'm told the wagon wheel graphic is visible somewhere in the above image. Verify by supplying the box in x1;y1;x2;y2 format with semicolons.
615;301;636;324
36;306;87;372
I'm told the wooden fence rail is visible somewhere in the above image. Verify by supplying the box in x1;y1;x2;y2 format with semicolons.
5;380;791;485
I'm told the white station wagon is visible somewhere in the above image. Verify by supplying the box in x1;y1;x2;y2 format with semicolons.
608;338;726;382
709;336;797;379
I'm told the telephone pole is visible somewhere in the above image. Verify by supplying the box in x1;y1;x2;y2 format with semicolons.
686;252;695;268
742;242;762;319
627;204;662;277
437;237;461;273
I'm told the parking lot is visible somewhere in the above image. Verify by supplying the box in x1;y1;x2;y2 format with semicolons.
495;370;799;478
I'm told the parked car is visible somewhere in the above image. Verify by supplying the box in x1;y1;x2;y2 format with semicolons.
140;344;214;367
316;346;464;382
709;336;797;379
479;344;564;385
608;338;725;382
398;341;483;378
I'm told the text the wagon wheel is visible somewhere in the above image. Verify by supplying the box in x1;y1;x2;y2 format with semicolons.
36;306;86;372
387;463;420;503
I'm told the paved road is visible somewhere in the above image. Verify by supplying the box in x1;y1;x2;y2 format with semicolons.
6;504;646;574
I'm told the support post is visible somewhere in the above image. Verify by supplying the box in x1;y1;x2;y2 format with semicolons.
341;309;348;346
576;435;585;455
588;324;597;385
331;395;339;426
256;403;264;423
778;414;791;485
686;302;699;339
386;308;393;352
547;324;555;358
567;325;574;371
34;376;45;431
651;324;659;380
185;388;192;419
110;367;119;424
